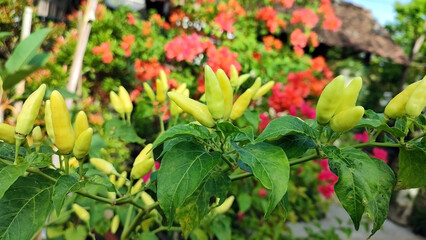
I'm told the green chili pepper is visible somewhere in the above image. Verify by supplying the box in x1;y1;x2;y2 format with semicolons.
316;75;345;125
0;123;16;145
405;76;426;118
330;106;365;133
230;88;255;120
205;65;225;119
216;69;234;120
384;80;421;119
335;77;363;114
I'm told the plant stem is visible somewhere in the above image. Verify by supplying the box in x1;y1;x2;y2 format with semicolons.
289;153;320;166
159;112;165;134
152;226;181;234
123;204;134;237
351;142;401;149
27;168;57;182
230;172;253;181
410;131;426;142
64;154;70;174
122;209;143;240
221;155;234;169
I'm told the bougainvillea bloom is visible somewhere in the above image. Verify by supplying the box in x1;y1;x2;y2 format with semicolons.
120;34;135;57
290;8;319;28
311;56;326;72
354;131;369;143
206;46;241;75
256;7;285;33
372;147;388;163
127;13;136;25
290;28;308;48
142;161;161;183
134;58;168;82
164;33;213;62
214;12;236;32
258;113;270;133
317;159;338;199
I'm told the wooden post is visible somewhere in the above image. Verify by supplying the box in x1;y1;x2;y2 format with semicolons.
66;0;98;108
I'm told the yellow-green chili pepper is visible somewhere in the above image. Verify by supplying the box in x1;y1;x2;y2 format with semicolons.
205;65;225;119
15;84;46;140
168;92;215;127
116;171;127;188
110;91;125;116
238;74;251;87
335;77;363;114
32;126;42;152
74;111;89;140
141;191;155;206
212;196;235;214
90;158;118;175
118;86;133;123
216;69;234;120
230;89;255;120
248;77;262;94
130;179;143;195
72;204;90;222
156;79;166;103
405;76;426;118
110;215;120;234
73;128;93;160
143;82;156;102
44;100;55;143
230;64;239;87
316;75;345;125
50;90;75;154
384;80;421;119
0;123;16;144
176;83;187;93
252;81;275;100
330;106;365;133
159;69;169;92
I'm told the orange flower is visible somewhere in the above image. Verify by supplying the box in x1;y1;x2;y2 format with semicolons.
142;21;151;36
263;35;275;51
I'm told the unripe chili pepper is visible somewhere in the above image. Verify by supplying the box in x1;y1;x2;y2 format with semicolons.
135;144;153;164
248;77;262;94
213;196;235;214
170;98;182;116
74;111;89;140
156;79;166;103
73;128;93;160
141;218;154;231
107;192;116;200
141;191;155;206
230;89;255;120
118;86;133;115
109;174;116;185
15;84;46;139
110;91;125;116
176;83;187;93
143;82;156;102
44;100;55;143
335;77;363;114
205;65;225;119
131;157;154;179
69;157;79;168
0;123;16;144
110;215;120;234
32;126;42;152
316;75;345;125
159;69;169;92
72;204;90;222
90;158;118;175
330;106;365;133
252;81;275;100
230;65;239;87
130;179;143;195
50;90;75;154
405;76;426;118
384;81;421;118
238;74;251;87
216;69;234;120
116;171;127;188
168;92;215;127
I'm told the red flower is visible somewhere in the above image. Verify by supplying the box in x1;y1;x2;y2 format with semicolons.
101;52;113;63
309;31;319;47
127;13;136;25
323;14;342;32
317;159;338;199
372;147;388;163
258;188;267;198
164;33;213;62
354;131;369;143
293;46;304;56
311;56;326;72
258;113;270;133
270;0;295;8
134;58;168;82
120;34;135;57
290;8;319;28
256;7;284;33
206;46;241;75
290;28;308;48
214;12;236;32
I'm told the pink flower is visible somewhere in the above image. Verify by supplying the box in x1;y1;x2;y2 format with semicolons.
372;147;388;163
213;12;235;32
258;113;270;133
290;8;319;28
290;28;308;48
142;161;161;183
354;131;369;143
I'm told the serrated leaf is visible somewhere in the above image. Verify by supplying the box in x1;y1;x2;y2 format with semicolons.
323;146;395;237
104;118;144;144
256;115;316;143
269;134;316;158
0;174;54;240
397;147;426;189
233;142;289;217
176;171;230;234
53;175;83;215
153;124;211;149
0;162;29;199
157;141;221;226
26;152;51;168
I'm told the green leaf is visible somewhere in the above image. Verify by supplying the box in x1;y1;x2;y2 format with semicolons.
64;225;87;240
256;115;316;143
53;175;83;215
5;28;51;74
0;162;29;199
26;152;51;168
104;118;144;144
237;193;252;212
323;146;395;237
176;171;230;234
139;232;159;240
355;118;405;138
153;124;211;149
0;32;12;41
157;141;221;226
233;142;289;217
89;134;107;158
0;174;54;240
269;134;316;158
397;146;426;189
0;142;27;161
211;215;231;240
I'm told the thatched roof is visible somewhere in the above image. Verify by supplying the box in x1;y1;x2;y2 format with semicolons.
277;1;410;65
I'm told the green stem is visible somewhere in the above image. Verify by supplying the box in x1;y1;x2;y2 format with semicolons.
14;136;25;164
351;142;402;149
152;226;181;234
289;153;320;166
159;112;165;134
77;191;114;205
121;209;144;240
230;172;253;181
64;154;70;175
221;155;234;169
123;205;134;238
409;131;426;142
27;168;57;182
